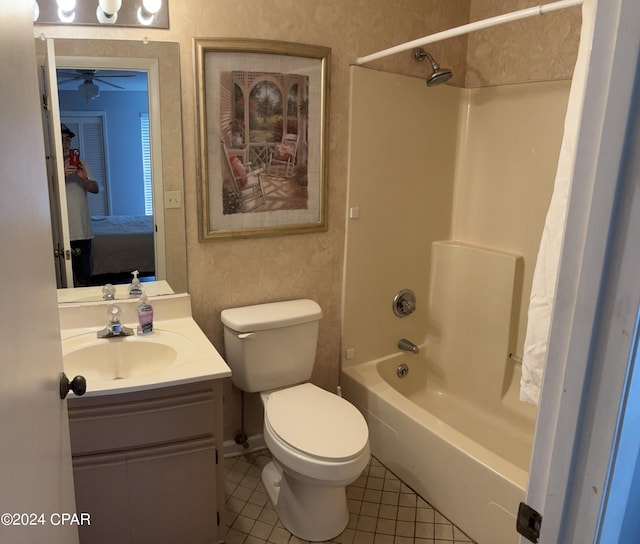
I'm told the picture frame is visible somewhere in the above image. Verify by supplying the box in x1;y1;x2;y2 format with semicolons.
194;38;331;239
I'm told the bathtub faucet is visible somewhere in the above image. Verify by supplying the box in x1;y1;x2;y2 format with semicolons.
398;338;420;354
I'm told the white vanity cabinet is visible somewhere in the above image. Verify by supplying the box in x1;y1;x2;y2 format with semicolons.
67;381;224;544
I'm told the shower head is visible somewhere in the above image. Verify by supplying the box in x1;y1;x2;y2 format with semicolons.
413;48;453;87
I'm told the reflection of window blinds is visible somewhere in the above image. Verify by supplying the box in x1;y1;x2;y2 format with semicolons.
61;115;108;216
83;120;107;216
140;113;152;216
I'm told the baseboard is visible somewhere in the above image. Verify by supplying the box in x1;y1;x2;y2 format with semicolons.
223;433;267;458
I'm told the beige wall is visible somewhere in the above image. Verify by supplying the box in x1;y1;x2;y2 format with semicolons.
37;0;580;440
466;0;581;87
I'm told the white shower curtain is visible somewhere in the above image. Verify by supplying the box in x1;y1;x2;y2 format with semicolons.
520;0;596;405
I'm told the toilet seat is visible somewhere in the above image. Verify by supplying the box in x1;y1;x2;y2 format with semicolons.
265;383;369;462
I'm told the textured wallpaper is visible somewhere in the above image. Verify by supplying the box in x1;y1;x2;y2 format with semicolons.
466;0;581;87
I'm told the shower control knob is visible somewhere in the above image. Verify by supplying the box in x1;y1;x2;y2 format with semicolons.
393;289;417;318
401;299;415;314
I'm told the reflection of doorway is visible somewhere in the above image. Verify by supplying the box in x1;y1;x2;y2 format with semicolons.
56;68;156;286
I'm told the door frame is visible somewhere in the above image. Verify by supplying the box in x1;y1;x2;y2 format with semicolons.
524;0;640;541
43;38;74;286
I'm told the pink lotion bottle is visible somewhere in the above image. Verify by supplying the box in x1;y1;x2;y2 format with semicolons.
137;293;154;335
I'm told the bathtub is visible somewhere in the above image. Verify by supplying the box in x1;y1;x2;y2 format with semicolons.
341;352;536;544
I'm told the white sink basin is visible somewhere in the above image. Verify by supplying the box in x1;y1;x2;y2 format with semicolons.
58;294;232;397
62;330;192;382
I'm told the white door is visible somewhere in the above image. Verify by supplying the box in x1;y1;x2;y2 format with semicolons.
522;0;640;542
0;4;78;543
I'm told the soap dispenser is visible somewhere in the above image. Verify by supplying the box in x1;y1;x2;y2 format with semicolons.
128;270;143;298
137;293;154;335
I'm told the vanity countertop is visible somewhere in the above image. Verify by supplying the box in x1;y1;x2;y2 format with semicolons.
59;293;231;397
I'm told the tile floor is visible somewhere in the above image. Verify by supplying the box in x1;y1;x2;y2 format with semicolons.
223;450;475;544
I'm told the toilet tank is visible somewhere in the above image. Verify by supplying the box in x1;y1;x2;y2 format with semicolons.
221;299;323;393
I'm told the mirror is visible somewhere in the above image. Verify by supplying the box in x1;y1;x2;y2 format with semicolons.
59;68;154;288
35;39;187;301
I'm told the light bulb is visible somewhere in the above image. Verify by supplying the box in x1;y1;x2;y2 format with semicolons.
142;0;161;14
99;0;122;15
57;7;75;22
137;7;154;25
56;0;76;13
56;0;75;22
97;6;117;24
32;1;40;22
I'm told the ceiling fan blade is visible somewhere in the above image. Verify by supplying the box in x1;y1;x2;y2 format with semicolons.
57;76;83;84
94;78;125;90
95;74;137;78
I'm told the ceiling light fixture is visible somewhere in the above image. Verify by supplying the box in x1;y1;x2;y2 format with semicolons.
78;80;100;102
34;0;169;28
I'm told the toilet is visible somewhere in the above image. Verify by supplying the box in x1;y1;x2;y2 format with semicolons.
221;299;370;542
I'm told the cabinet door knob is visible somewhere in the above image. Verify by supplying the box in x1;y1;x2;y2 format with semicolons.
60;372;87;399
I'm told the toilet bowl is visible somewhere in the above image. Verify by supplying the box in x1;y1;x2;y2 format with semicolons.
260;383;370;541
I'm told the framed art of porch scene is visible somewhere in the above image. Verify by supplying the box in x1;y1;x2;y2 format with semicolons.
194;38;330;239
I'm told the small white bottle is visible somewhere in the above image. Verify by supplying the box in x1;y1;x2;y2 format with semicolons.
137;293;154;335
128;270;143;298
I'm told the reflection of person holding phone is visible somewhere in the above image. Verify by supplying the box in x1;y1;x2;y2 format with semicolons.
61;124;99;287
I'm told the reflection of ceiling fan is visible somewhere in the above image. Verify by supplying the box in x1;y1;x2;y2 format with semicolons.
57;70;136;101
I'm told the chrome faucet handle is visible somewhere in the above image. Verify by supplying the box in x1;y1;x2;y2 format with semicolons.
400;299;415;314
102;283;116;300
107;305;122;326
97;305;134;338
393;289;417;318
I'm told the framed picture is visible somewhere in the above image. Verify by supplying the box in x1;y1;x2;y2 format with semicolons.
194;38;331;239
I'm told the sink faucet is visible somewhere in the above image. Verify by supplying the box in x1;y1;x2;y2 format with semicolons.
398;338;420;354
97;305;134;338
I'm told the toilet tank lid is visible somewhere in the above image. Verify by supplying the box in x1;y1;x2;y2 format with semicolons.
221;299;322;333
